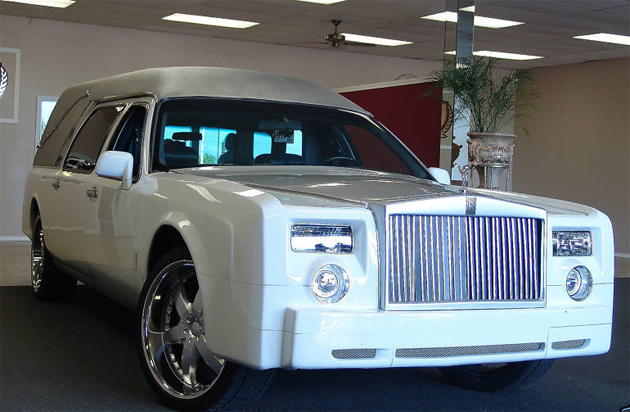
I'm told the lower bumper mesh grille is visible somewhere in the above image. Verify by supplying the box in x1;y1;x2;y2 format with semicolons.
332;349;377;359
395;342;543;358
551;339;586;350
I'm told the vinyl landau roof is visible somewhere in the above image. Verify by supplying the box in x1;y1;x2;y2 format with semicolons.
60;66;368;114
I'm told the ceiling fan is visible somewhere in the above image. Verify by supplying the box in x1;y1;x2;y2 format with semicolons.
325;19;346;48
324;19;373;48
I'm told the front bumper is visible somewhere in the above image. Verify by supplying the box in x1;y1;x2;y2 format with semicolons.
280;284;613;369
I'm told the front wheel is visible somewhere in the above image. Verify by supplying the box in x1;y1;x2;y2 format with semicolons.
137;247;274;411
439;360;554;392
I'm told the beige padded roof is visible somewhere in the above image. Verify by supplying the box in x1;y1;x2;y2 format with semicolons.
61;66;368;114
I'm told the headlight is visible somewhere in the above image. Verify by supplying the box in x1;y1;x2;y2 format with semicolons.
566;266;592;301
552;231;592;256
311;264;349;304
291;224;353;254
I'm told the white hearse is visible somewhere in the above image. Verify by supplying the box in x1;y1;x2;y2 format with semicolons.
23;67;614;411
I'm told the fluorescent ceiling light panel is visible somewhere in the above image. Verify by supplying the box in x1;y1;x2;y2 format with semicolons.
421;11;523;29
574;33;630;46
163;13;259;29
1;0;74;7
423;11;458;24
459;6;475;12
342;33;412;47
474;50;542;60
445;50;543;60
291;0;346;4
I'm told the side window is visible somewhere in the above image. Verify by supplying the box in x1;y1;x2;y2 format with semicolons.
64;106;122;173
34;98;87;167
109;105;147;178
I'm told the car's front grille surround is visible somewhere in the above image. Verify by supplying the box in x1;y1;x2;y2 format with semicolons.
386;214;544;308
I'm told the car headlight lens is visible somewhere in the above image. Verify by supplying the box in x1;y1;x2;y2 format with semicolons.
552;231;592;256
311;264;349;303
291;224;353;254
566;266;592;301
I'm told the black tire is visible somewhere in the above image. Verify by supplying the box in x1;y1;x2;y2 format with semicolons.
30;215;77;301
137;247;274;411
439;359;554;392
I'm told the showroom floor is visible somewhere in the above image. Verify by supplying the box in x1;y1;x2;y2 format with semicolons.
1;241;629;411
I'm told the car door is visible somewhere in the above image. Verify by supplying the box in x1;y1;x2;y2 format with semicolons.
81;101;152;302
49;103;124;275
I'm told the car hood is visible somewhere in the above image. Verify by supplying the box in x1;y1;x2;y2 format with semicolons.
178;166;593;215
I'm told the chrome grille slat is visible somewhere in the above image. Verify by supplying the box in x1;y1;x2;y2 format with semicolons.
388;215;543;305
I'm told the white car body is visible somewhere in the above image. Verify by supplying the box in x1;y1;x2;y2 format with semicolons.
22;67;614;404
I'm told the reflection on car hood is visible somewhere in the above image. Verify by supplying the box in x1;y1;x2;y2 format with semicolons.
178;166;593;215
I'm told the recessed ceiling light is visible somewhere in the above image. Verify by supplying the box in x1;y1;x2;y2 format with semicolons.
342;33;413;47
422;11;523;29
574;33;630;46
291;0;346;4
445;50;543;60
0;0;74;8
163;13;259;29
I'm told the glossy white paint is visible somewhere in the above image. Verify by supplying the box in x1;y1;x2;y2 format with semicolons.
23;164;614;369
95;151;133;190
22;67;614;371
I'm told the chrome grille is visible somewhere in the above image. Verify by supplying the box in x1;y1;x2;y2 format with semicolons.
387;215;543;305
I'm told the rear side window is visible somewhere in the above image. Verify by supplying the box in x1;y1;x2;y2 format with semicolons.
63;106;122;173
34;98;88;167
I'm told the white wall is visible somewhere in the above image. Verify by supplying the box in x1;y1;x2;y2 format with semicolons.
0;14;440;239
513;58;629;256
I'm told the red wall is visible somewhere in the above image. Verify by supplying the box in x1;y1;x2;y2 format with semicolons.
341;82;441;167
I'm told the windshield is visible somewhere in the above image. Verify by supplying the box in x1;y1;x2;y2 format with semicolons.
152;98;432;179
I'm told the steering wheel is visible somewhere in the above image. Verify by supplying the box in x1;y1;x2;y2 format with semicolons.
320;156;360;167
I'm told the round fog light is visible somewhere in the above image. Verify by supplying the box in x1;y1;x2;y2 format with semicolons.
311;264;349;304
566;266;592;301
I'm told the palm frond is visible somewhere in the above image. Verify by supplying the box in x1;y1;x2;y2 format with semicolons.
430;57;537;135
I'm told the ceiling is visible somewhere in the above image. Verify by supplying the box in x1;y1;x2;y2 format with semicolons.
1;0;628;69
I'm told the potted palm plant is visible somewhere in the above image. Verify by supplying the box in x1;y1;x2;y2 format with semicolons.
430;57;537;188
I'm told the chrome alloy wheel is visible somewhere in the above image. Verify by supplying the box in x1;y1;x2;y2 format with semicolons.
140;260;226;399
31;225;45;293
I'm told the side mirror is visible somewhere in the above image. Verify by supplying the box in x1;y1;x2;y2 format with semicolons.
428;167;451;185
95;151;134;190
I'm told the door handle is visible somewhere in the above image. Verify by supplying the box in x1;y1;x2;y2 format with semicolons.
52;180;61;191
86;187;98;200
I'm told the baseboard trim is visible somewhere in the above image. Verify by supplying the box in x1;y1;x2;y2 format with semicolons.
0;236;29;242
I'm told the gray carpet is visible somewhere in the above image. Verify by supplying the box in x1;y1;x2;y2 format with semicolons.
1;280;628;411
